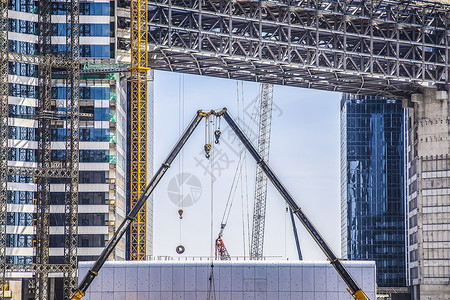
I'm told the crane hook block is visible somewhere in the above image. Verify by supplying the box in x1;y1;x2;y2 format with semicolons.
214;130;221;144
178;209;184;219
204;144;211;159
176;245;185;254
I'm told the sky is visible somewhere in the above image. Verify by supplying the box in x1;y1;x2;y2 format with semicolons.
151;70;342;261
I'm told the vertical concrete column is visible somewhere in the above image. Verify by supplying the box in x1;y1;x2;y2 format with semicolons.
406;87;450;300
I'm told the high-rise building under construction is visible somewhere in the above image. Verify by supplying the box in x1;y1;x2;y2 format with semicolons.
5;1;153;297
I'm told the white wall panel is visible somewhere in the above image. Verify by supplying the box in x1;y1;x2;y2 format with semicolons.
79;260;376;300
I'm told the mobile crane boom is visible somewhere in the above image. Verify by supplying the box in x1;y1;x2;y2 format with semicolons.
221;110;368;300
72;108;368;300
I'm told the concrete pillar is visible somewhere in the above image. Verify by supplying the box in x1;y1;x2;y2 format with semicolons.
406;87;450;300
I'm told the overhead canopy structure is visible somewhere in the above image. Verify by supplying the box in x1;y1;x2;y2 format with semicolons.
146;0;450;98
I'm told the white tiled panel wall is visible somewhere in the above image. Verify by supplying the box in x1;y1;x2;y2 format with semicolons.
79;260;376;299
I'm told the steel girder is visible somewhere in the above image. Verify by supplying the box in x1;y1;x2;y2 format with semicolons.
146;0;450;98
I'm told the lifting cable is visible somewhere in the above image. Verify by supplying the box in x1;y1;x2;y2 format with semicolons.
176;74;185;254
207;115;216;300
216;82;260;257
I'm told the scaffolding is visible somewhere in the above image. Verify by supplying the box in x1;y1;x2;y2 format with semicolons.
0;0;80;299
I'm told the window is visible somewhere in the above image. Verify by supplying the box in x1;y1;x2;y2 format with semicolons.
7;191;34;205
9;62;37;77
79;171;107;184
7;234;34;248
9;83;38;98
7;212;34;226
8;148;36;162
8;40;37;55
9;126;36;141
79;192;107;205
9;105;35;119
9;0;36;13
51;150;109;162
52;2;109;15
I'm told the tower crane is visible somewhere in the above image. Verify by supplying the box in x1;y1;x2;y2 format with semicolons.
250;83;274;260
72;109;368;300
250;84;303;260
129;0;149;260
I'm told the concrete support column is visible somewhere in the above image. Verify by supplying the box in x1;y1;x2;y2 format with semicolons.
406;87;450;300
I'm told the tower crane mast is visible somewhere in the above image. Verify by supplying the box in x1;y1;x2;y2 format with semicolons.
129;0;149;260
250;84;274;260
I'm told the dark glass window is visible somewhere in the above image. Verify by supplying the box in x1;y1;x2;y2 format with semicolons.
8;40;37;55
50;234;105;248
9;62;38;77
79;192;107;205
9;126;36;141
52;23;110;37
79;171;107;184
50;213;105;226
6;234;34;248
8;148;36;162
8;18;36;34
51;2;109;15
9;105;36;119
9;83;38;98
7;190;34;205
51;150;109;162
9;0;36;13
7;212;34;226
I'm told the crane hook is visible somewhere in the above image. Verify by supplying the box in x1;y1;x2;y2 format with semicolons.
178;209;184;219
204;144;211;159
214;130;221;144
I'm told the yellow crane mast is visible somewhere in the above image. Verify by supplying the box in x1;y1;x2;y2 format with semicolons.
129;0;149;260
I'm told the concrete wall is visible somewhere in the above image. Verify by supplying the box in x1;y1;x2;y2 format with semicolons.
79;260;376;300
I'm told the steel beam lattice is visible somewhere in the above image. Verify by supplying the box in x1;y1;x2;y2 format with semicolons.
0;0;8;298
130;0;149;260
250;84;274;260
147;0;450;98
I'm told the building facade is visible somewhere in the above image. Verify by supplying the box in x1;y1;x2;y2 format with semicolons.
6;0;153;297
340;94;406;288
406;88;450;300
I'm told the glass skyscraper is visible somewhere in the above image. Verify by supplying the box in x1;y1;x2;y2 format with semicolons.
340;94;406;288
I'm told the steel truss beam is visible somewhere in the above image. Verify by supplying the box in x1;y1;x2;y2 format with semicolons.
0;0;8;298
147;0;450;97
130;0;149;261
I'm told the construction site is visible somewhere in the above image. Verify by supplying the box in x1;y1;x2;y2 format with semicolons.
1;0;450;300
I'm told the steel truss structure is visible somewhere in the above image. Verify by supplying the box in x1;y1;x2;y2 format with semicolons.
130;0;150;260
147;0;450;97
250;83;274;260
0;0;80;299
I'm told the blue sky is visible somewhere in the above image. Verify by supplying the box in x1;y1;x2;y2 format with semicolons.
152;70;342;261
